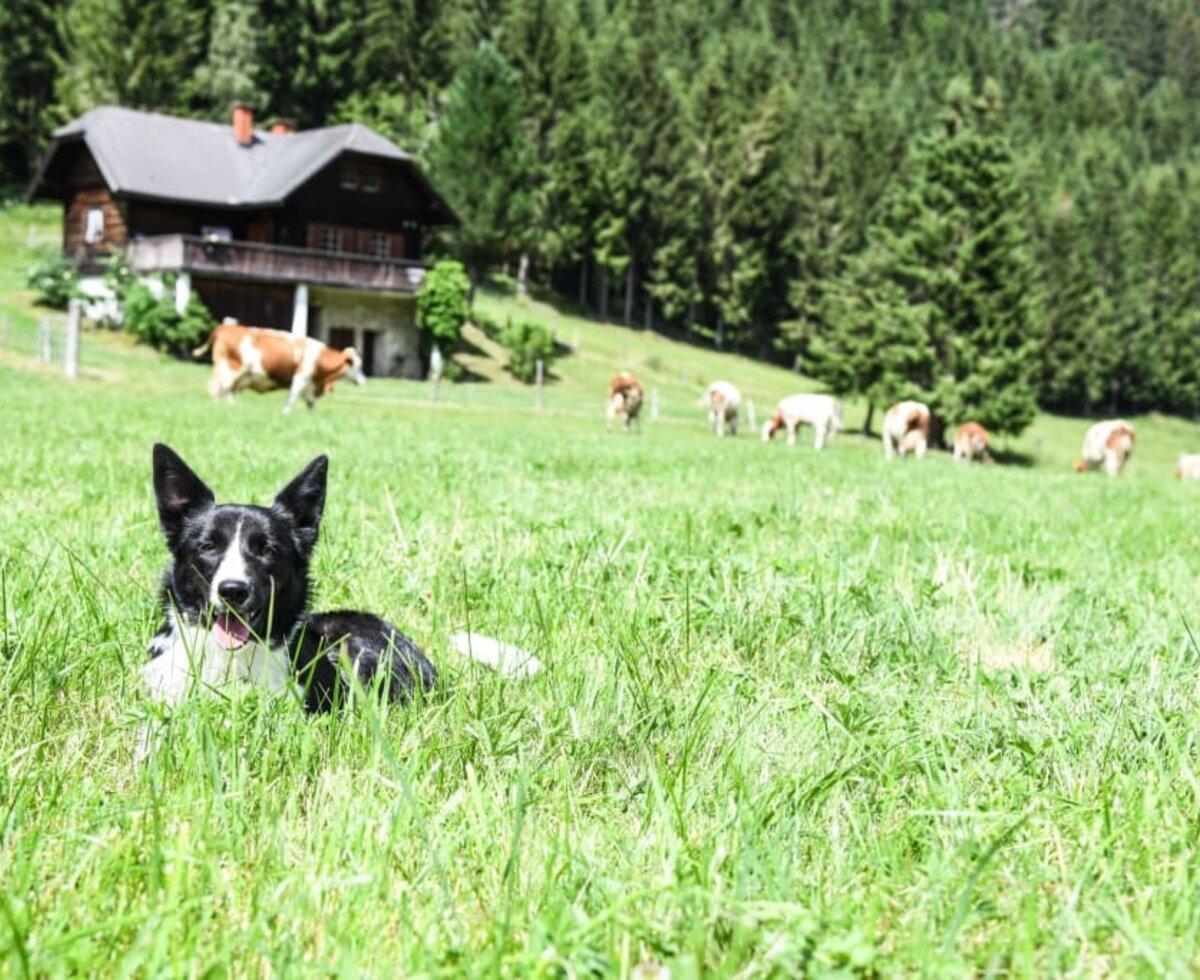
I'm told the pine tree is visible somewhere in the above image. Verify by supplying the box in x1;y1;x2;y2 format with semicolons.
427;42;535;290
841;78;1042;435
0;0;64;185
193;1;265;118
55;0;206;118
256;0;362;129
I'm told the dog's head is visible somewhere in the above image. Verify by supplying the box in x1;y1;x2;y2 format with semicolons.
152;444;328;647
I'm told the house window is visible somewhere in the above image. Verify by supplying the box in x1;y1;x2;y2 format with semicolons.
361;168;381;193
201;225;232;241
83;207;104;244
340;166;359;190
367;232;391;259
317;226;342;252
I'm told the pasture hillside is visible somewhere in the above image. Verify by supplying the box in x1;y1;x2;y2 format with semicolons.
5;203;1200;973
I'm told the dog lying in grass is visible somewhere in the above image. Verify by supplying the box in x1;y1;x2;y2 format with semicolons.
145;444;438;711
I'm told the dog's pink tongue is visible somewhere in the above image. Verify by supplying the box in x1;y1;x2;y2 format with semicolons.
214;613;251;650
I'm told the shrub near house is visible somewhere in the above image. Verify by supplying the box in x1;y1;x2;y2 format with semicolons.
500;319;555;383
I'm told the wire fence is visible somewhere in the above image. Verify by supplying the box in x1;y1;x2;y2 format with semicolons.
1;305;80;378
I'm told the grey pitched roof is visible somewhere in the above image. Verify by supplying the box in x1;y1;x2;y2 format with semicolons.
38;106;452;216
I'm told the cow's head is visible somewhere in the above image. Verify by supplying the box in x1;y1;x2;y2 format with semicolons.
762;410;785;442
344;347;367;386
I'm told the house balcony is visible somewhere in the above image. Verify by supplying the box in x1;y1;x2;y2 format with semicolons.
123;234;427;294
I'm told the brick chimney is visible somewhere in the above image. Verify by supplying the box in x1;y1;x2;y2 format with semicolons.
232;102;255;146
270;118;295;135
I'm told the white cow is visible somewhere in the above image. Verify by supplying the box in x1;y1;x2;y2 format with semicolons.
1177;454;1200;480
882;400;931;459
703;381;741;436
761;393;843;449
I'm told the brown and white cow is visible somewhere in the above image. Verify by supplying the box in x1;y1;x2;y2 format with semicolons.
1177;454;1200;480
882;400;931;459
606;371;645;433
702;381;741;436
953;422;992;463
1073;419;1135;477
193;322;366;412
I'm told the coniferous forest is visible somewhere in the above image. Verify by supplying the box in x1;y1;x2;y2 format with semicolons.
3;0;1199;429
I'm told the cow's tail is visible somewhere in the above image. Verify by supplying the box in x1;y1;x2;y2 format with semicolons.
192;331;216;359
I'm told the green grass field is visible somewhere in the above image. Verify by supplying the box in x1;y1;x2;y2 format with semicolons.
5;205;1200;974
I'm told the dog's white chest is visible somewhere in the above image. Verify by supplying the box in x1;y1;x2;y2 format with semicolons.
144;620;294;706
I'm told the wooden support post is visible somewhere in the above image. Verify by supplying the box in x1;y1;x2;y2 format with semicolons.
64;300;81;379
535;359;544;410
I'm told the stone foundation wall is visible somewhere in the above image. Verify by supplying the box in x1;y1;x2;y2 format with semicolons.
309;287;421;378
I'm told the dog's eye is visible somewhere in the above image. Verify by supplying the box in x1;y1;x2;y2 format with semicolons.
202;540;225;559
246;536;274;559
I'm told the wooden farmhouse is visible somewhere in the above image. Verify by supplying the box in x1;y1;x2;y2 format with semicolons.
28;104;457;377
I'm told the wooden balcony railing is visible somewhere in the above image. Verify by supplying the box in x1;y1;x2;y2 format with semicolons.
124;234;427;293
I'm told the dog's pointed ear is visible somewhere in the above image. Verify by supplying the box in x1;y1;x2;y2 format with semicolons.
153;444;214;549
273;455;328;556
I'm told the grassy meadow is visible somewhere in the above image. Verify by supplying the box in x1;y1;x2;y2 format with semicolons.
4;205;1200;974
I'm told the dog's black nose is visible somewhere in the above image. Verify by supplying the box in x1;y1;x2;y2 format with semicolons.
217;580;250;606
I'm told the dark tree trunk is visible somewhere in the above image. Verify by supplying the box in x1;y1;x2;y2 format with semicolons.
578;254;588;311
862;402;874;436
623;261;634;326
598;265;609;321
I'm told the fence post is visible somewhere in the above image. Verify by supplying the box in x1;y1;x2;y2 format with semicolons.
37;318;52;363
651;388;660;421
64;299;81;380
535;359;544;410
429;344;443;402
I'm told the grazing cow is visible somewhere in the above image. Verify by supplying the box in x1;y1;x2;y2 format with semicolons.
193;322;366;412
953;422;992;463
882;400;931;459
1177;454;1200;480
1073;419;1135;477
761;393;843;450
606;371;645;433
703;381;741;436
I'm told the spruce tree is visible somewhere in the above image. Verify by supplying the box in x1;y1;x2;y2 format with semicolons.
427;42;535;291
193;1;265;118
0;0;63;185
55;0;205;117
836;78;1042;435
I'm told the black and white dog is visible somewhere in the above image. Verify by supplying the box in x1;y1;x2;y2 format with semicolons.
146;443;437;710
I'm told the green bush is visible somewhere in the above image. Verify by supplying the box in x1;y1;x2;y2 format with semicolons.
123;282;214;357
416;260;471;349
26;254;78;310
499;318;556;383
489;272;518;296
